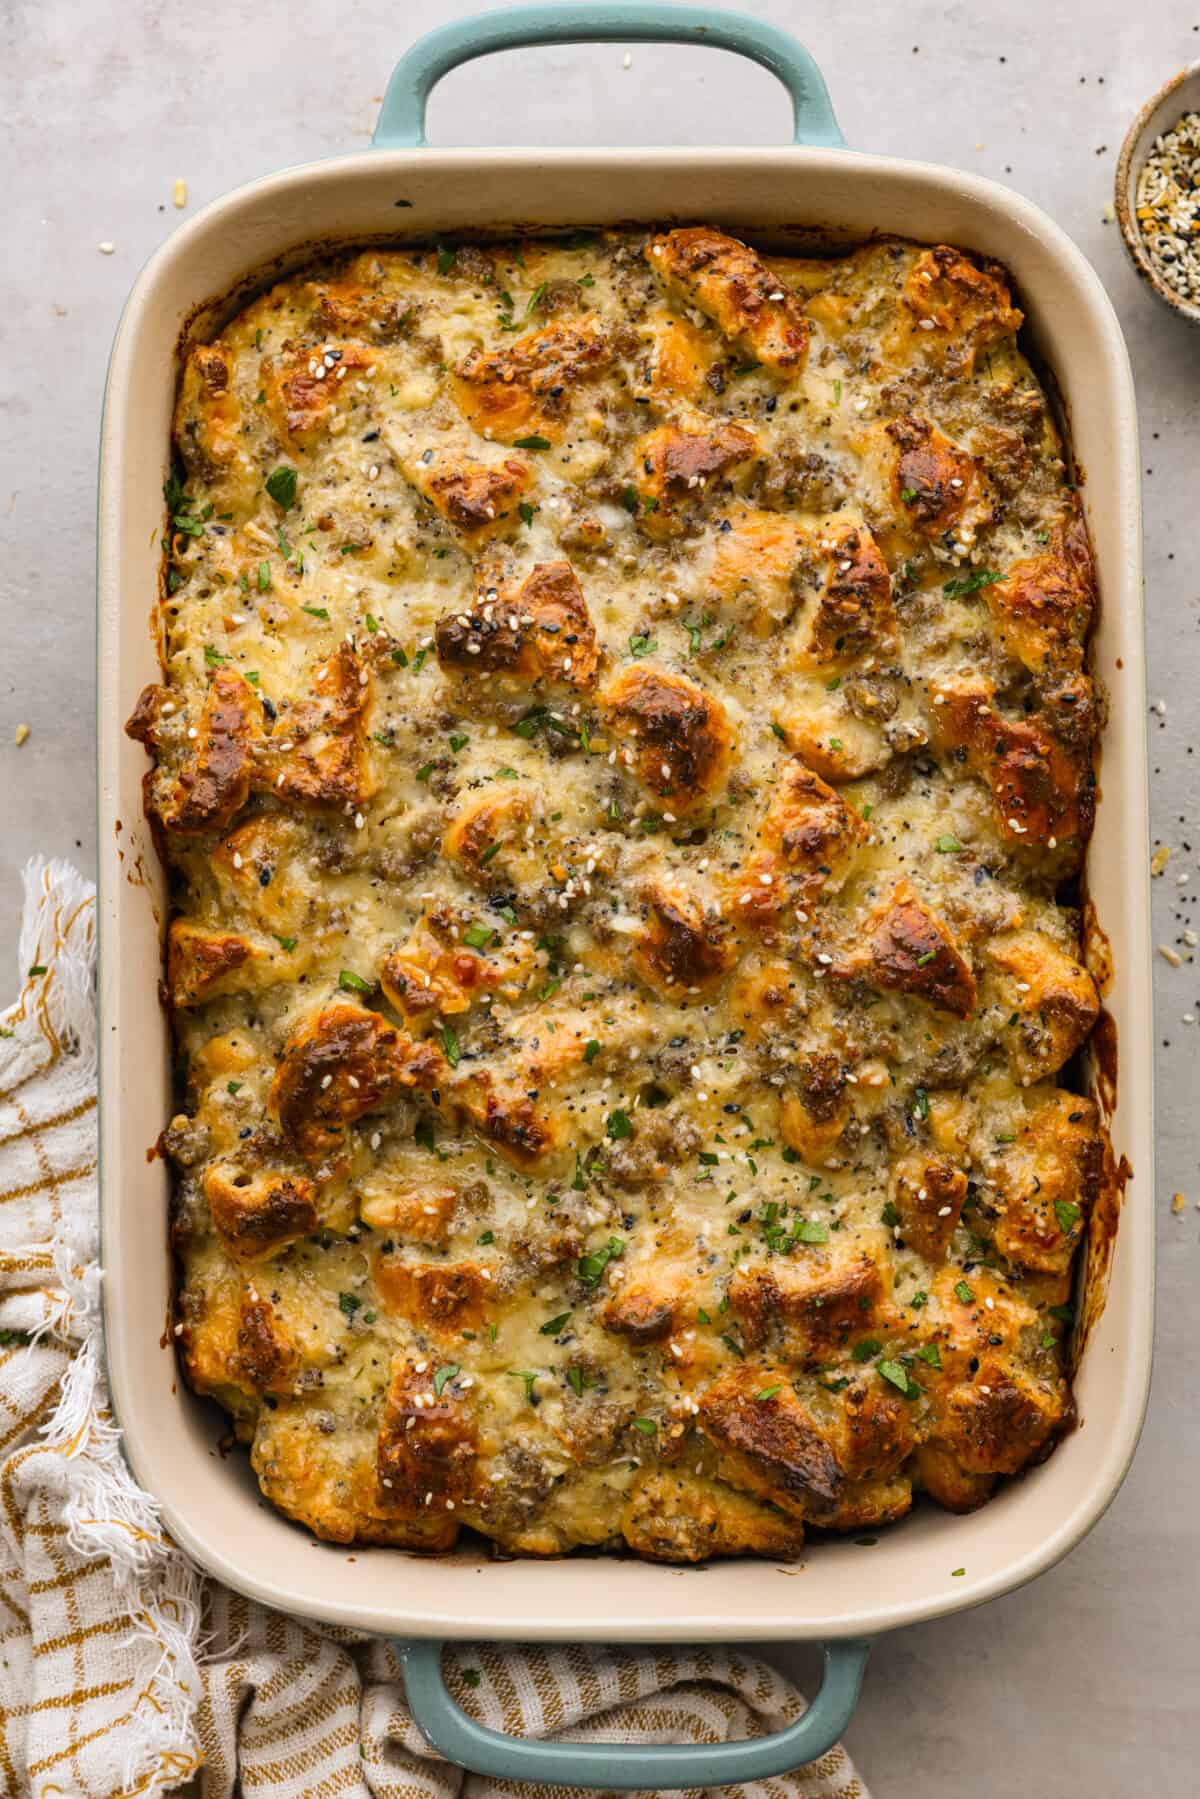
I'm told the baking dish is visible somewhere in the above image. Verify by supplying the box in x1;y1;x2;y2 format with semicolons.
97;5;1153;1784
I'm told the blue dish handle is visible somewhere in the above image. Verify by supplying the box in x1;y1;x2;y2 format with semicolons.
373;2;843;149
394;1637;871;1787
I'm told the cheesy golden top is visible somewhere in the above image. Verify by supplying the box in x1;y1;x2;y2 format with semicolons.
130;228;1105;1561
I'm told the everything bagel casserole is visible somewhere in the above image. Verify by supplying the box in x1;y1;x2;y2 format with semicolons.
128;227;1109;1560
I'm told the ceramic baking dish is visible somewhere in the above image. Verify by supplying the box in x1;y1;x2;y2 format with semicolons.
97;5;1154;1784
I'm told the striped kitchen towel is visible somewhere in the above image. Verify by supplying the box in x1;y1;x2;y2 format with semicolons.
0;858;870;1799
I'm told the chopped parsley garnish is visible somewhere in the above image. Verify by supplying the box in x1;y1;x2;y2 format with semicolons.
226;1080;243;1095
461;1668;481;1688
436;243;456;275
540;1311;572;1336
577;1236;624;1286
954;1280;975;1305
477;1230;495;1245
1054;1199;1081;1234
943;568;1003;599
605;1108;632;1140
265;466;297;509
935;834;963;853
414;1115;437;1152
433;1364;459;1396
338;1292;361;1319
508;1370;540;1403
463;924;494;951
916;949;936;966
628;633;656;658
913;1087;930;1120
914;1342;942;1368
479;841;502;865
416;762;434;781
364;613;379;632
449;733;469;753
756;1385;782;1402
518;501;536;526
338;970;373;994
631;1417;657;1435
513;433;552;451
302;604;328;621
441;1023;461;1067
851;1338;882;1363
273;934;297;952
878;1359;916;1396
583;1039;601;1063
620;485;640;514
794;1220;829;1244
257;561;271;590
567;1366;586;1397
203;644;227;667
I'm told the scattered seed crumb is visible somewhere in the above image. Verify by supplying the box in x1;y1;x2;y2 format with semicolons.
1173;1192;1186;1215
1102;200;1116;223
1151;844;1171;876
98;241;115;255
1158;944;1184;967
173;178;187;208
13;724;29;747
622;51;632;69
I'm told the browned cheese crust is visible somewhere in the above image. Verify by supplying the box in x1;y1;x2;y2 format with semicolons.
135;228;1105;1558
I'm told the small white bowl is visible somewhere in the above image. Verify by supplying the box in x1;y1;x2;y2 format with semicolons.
1116;60;1200;325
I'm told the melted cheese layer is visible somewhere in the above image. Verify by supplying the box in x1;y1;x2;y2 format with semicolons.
131;229;1106;1561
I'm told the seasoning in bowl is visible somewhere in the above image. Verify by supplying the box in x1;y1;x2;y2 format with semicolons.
1135;110;1200;306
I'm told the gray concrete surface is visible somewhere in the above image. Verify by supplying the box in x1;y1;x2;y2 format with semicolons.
1;1;1196;1792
